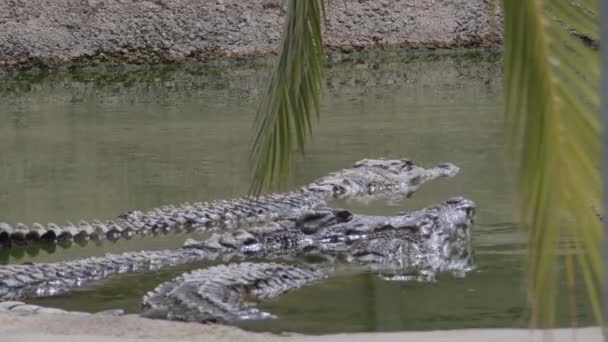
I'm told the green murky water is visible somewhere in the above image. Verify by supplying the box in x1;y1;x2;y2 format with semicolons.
0;50;593;333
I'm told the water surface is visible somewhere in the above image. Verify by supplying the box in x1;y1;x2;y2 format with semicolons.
0;50;593;333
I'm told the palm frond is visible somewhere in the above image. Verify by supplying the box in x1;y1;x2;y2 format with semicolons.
249;0;325;194
502;0;601;326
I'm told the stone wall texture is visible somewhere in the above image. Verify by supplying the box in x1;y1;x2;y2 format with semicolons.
0;0;502;68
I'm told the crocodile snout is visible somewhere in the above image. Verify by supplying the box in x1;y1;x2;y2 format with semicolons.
434;162;460;177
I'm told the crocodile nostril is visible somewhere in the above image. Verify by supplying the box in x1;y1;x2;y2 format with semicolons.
436;163;452;169
456;223;468;232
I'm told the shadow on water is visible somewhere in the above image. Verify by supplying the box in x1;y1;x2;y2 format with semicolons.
0;49;594;333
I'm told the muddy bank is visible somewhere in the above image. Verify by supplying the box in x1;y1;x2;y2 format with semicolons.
0;0;501;69
0;312;601;342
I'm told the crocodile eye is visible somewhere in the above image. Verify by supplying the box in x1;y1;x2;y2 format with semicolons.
401;159;414;170
345;228;363;236
242;238;258;246
301;225;320;235
373;224;395;233
335;210;352;222
332;184;347;195
396;225;418;233
446;197;463;205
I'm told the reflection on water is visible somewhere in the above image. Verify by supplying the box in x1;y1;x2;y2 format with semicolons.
0;49;593;333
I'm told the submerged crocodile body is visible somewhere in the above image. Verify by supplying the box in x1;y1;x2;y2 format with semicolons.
0;197;475;322
0;159;458;246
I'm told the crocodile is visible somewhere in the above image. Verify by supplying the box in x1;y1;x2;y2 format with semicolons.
0;159;458;246
0;197;475;322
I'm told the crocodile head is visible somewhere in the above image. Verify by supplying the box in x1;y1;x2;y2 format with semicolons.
182;197;475;278
421;197;475;271
296;196;473;243
304;158;459;199
346;197;476;279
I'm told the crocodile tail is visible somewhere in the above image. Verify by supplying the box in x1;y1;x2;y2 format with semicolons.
0;248;212;301
0;219;147;246
0;191;325;247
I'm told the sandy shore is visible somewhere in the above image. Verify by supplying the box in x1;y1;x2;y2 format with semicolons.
0;312;601;342
0;0;501;69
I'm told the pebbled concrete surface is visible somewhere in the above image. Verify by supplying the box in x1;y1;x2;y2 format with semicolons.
0;0;502;68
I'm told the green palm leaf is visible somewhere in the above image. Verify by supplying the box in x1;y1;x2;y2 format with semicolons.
502;0;600;326
250;0;602;327
249;0;325;194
